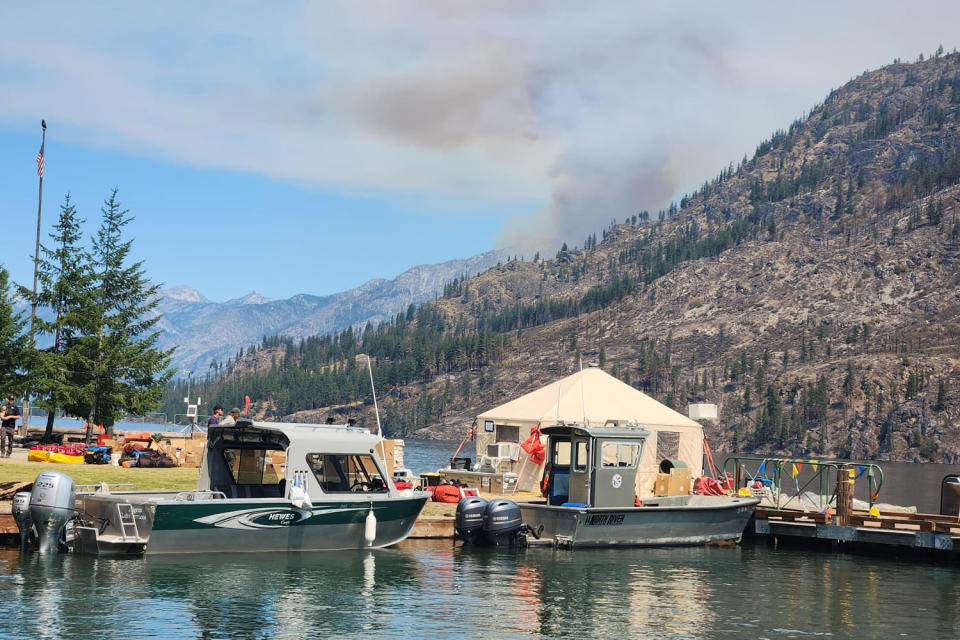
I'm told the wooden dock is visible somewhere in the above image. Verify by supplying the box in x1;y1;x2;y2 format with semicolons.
753;507;960;555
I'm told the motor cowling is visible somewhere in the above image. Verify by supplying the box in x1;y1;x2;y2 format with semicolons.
12;491;34;552
29;471;75;555
482;498;524;546
455;496;488;544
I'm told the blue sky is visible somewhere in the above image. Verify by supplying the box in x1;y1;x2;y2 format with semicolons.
2;2;959;301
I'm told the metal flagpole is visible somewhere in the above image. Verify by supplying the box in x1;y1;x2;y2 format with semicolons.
22;120;46;437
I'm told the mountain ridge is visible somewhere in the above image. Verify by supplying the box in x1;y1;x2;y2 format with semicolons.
167;54;960;463
156;249;511;373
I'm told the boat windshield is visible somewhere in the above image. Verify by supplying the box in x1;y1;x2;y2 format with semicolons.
306;453;388;493
223;447;285;486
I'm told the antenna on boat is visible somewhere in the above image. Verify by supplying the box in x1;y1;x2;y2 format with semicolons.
555;362;563;424
365;354;387;463
579;356;587;426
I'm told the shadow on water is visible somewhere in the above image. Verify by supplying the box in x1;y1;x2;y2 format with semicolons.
3;541;960;639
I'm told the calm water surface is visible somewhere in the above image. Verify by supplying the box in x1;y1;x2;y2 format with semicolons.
4;440;958;638
1;542;957;640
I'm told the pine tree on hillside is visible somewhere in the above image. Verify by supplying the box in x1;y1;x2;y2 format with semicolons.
71;190;174;442
0;266;29;395
17;195;94;442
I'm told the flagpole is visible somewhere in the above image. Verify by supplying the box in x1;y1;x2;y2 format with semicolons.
22;120;46;436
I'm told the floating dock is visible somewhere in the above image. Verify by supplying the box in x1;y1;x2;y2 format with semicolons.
754;507;960;554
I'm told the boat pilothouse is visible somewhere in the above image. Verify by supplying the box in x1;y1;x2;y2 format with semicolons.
458;421;759;548
18;419;429;556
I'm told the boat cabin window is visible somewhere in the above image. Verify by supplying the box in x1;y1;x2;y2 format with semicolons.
306;453;388;493
222;448;284;486
600;441;641;468
496;425;520;443
573;440;589;472
551;439;571;465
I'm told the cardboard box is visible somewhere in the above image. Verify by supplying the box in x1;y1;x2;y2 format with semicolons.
668;468;691;495
654;468;692;496
655;473;670;496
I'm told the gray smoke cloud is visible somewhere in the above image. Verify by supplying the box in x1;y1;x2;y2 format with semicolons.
3;1;959;257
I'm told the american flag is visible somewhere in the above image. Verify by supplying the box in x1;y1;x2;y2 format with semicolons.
36;144;44;178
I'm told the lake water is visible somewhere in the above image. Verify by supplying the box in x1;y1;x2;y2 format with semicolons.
3;439;960;638
1;541;957;639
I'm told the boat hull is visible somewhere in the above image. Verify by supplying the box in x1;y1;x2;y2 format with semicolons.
519;495;759;547
73;492;429;555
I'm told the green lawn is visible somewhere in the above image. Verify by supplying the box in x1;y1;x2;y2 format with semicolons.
0;459;199;491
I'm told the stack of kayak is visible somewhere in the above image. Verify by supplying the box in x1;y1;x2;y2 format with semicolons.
28;443;87;464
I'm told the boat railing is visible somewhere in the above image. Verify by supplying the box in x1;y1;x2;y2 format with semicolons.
721;456;884;510
75;483;137;493
174;490;227;501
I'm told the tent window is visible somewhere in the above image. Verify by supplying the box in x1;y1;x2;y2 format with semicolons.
496;425;520;443
655;431;680;462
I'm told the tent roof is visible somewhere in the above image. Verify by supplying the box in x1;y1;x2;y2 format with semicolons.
476;367;702;431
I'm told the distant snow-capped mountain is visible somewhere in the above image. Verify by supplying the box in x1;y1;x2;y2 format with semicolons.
156;249;510;374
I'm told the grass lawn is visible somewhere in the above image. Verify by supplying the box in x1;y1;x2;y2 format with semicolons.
0;459;199;491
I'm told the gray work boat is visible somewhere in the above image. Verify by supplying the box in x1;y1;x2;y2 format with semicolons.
517;424;758;548
17;419;429;556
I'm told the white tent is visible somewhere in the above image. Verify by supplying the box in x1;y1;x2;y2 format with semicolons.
474;367;704;496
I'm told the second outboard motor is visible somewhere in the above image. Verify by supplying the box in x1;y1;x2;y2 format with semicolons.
455;496;488;545
12;491;34;552
482;498;525;546
29;471;75;555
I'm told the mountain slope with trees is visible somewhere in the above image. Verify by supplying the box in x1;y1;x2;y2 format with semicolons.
168;51;960;462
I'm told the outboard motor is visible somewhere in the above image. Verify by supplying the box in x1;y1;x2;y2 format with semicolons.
12;491;34;552
29;471;75;555
482;499;525;546
455;496;488;545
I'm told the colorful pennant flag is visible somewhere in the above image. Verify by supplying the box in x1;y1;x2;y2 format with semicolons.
791;464;799;478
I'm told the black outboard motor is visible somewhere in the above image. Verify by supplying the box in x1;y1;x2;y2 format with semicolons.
455;496;488;545
482;498;526;546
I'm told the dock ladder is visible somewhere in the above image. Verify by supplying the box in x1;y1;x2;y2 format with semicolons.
117;503;140;541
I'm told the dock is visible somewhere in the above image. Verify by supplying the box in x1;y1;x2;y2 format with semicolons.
753;507;960;556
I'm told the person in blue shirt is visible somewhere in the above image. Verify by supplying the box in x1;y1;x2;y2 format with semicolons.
207;405;224;427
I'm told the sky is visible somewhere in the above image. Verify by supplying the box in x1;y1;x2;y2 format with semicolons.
1;2;959;301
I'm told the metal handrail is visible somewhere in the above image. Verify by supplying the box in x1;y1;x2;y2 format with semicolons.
174;490;226;501
721;455;884;510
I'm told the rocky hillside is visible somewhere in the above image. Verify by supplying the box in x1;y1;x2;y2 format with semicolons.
184;54;960;463
155;249;510;373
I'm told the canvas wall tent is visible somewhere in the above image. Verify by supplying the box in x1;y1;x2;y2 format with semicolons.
474;367;704;496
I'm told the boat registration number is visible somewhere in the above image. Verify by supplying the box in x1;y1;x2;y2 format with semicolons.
584;513;625;526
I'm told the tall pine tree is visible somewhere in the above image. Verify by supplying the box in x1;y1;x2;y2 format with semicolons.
18;194;93;442
0;266;29;396
73;189;174;442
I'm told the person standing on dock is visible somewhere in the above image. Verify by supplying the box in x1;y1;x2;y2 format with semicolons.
207;405;223;427
220;408;241;427
1;396;21;457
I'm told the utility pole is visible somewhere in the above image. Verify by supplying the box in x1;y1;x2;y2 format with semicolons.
22;120;46;437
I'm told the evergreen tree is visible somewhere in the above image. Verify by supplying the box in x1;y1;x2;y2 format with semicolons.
18;195;93;442
0;267;29;395
72;190;174;442
936;379;947;411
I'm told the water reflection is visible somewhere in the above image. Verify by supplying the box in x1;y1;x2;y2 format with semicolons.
2;542;959;639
